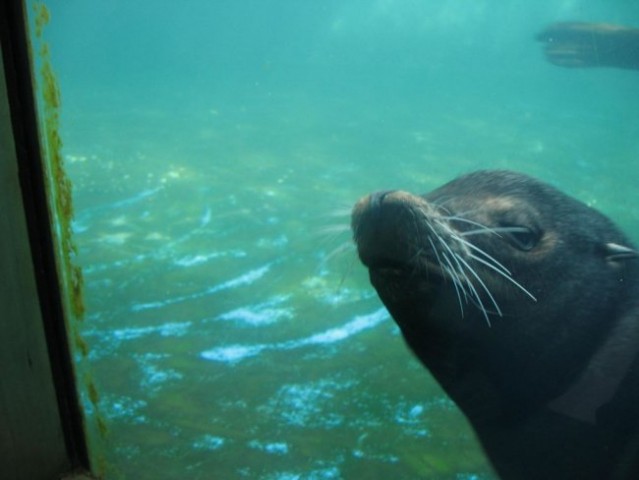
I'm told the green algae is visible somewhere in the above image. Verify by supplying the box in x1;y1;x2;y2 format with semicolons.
30;2;109;477
33;2;86;321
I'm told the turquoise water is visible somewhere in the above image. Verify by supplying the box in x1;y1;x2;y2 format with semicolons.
35;1;639;479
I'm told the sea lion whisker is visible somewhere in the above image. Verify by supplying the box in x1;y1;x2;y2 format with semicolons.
316;226;353;252
455;252;504;321
461;226;533;238
436;235;492;324
336;254;358;291
440;251;468;317
430;195;455;209
443;208;483;219
453;254;492;326
323;242;356;264
435;233;472;291
428;230;469;308
445;216;503;236
414;206;434;235
459;228;503;237
431;198;481;217
452;235;512;276
468;253;538;302
316;224;352;236
326;207;354;218
425;233;444;269
434;204;454;217
426;233;446;272
430;233;471;304
406;216;430;275
408;247;429;278
451;235;537;302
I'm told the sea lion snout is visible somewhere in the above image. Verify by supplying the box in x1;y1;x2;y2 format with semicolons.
351;190;442;270
352;189;420;219
368;190;396;209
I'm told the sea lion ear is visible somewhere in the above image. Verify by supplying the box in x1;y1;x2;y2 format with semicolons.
604;242;638;263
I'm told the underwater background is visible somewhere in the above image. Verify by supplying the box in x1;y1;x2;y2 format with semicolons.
33;1;639;479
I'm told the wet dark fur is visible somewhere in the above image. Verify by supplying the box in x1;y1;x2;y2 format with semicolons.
352;170;639;479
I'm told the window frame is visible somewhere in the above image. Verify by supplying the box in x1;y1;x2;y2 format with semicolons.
0;1;90;478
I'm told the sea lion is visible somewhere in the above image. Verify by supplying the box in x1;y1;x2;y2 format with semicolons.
536;22;639;70
351;170;639;479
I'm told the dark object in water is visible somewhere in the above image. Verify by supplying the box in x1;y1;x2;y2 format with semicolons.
536;22;639;70
352;170;639;479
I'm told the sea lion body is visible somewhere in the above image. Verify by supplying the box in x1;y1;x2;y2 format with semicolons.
536;22;639;70
351;170;639;479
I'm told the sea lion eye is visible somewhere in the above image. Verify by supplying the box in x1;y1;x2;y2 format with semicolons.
499;225;540;251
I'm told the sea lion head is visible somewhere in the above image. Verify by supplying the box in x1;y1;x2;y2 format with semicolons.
351;170;638;415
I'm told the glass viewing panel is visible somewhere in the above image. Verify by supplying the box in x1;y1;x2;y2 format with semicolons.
27;1;639;479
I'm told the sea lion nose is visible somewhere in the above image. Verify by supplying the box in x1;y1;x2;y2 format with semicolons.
369;190;396;210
